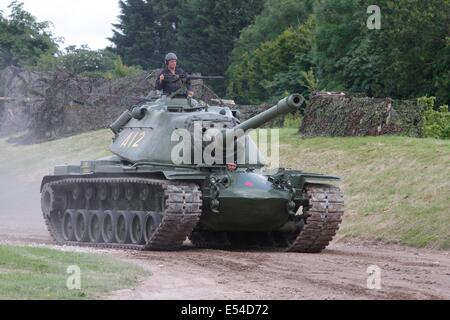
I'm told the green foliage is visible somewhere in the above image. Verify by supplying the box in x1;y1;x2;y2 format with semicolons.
105;56;141;79
231;0;314;61
419;96;450;139
60;45;117;75
299;68;319;94
314;0;450;105
0;3;138;78
34;52;59;72
227;16;316;104
283;112;302;128
35;45;140;78
0;1;59;69
229;0;449;105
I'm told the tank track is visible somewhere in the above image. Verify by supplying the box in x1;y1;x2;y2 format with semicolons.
41;177;202;251
190;183;344;253
286;183;344;253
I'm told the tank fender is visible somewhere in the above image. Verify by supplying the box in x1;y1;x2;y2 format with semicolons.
162;170;209;180
269;170;341;190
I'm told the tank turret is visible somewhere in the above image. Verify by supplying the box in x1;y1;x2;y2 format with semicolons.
108;94;304;165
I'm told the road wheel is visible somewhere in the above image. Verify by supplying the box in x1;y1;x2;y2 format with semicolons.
74;210;89;242
130;213;145;244
102;211;116;243
89;212;103;243
62;210;75;241
115;211;131;244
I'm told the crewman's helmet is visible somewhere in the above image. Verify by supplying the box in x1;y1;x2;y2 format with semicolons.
165;52;178;64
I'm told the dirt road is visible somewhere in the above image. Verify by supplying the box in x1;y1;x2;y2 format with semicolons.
107;241;450;300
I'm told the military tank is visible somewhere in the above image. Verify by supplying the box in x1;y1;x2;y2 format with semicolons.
40;83;344;253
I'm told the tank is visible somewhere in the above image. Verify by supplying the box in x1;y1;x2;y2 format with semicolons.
40;88;344;253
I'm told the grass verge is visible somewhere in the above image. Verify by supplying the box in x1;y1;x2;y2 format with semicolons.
0;245;146;299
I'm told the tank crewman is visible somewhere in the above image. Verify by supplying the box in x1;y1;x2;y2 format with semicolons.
155;52;194;97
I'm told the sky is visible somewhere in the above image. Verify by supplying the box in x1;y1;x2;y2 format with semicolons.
0;0;121;50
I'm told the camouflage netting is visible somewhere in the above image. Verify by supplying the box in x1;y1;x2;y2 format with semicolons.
0;67;51;137
299;92;424;137
0;67;217;143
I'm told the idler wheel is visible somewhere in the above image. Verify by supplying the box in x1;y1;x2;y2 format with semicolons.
102;211;116;243
130;213;145;244
88;212;103;243
41;184;53;217
74;210;89;242
62;210;75;241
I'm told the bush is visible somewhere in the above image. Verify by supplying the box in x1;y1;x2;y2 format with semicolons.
34;46;141;79
283;112;302;128
104;56;141;79
419;96;450;139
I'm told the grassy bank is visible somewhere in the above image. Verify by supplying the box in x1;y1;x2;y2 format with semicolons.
1;129;449;249
279;129;450;249
0;245;146;299
0;130;111;182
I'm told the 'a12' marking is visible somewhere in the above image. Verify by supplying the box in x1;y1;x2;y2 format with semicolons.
120;131;146;148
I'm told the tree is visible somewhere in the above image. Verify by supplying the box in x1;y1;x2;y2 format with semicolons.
59;45;117;75
227;16;316;104
314;0;450;104
109;0;180;70
375;0;450;105
230;0;314;62
175;0;264;95
226;0;314;103
0;1;59;69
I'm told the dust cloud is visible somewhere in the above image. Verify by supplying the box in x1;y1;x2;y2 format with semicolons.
0;169;48;241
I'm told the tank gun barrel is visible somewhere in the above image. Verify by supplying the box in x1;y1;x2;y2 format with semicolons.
221;94;304;144
234;94;304;132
